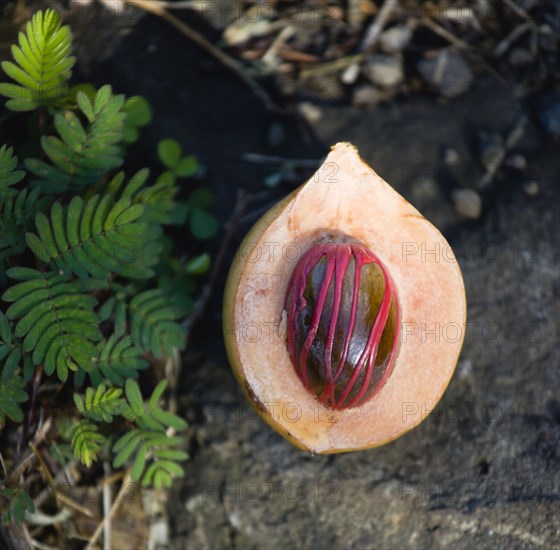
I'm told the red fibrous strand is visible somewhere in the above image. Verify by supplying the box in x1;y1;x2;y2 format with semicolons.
299;255;335;390
324;248;352;384
285;241;400;410
339;256;393;408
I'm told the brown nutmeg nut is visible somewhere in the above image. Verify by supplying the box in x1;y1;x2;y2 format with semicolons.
223;142;466;454
285;240;400;410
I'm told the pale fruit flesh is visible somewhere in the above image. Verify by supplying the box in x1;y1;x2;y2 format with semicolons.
223;142;467;454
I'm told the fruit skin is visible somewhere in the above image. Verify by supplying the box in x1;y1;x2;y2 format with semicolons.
223;142;467;454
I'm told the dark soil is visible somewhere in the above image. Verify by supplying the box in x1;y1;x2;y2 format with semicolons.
72;8;560;550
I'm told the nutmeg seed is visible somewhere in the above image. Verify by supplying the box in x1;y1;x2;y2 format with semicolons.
285;240;399;410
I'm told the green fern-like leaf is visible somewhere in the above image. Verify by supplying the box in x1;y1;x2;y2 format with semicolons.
0;145;25;201
113;380;188;488
66;420;105;468
0;217;25;282
0;9;75;111
145;379;189;431
0;371;28;428
25;85;125;192
0;487;34;524
122;96;152;144
76;334;149;388
1;268;102;382
107;168;185;226
25;193;162;279
73;383;124;422
128;289;186;358
136;174;186;225
0;187;52;226
113;428;187;488
99;283;183;357
0;311;22;381
0;188;52;283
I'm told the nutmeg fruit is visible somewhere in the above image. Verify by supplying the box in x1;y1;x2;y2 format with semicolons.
223;142;466;453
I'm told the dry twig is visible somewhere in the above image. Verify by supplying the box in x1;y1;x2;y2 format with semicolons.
86;470;132;550
421;17;473;51
102;462;112;550
262;26;296;69
501;0;534;22
478;116;527;189
299;54;364;79
24;508;72;527
494;21;534;56
361;0;398;52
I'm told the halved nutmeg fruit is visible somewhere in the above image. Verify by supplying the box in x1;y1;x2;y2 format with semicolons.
223;142;466;453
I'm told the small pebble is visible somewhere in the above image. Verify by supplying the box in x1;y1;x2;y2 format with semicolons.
352;85;383;109
523;180;539;197
363;54;404;88
264;171;283;188
267;122;286;148
505;154;527;171
458;359;473;381
341;63;360;85
444;148;460;166
538;24;556;52
412;176;439;203
149;521;169;547
452;189;482;220
185;494;205;513
297;102;322;124
417;50;473;98
380;25;412;54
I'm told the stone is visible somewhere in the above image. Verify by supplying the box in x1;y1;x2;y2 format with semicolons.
363;55;404;89
380;25;412;53
523;180;539;197
411;176;439;203
341;63;360;85
296;102;322;123
538;24;556;51
452;188;482;220
505;154;527;171
352;85;384;109
444;148;461;166
417;50;473;98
